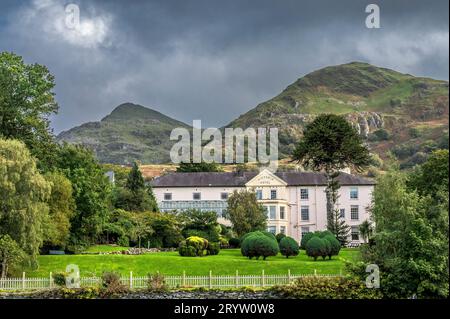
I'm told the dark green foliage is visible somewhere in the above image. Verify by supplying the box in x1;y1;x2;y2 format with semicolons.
271;276;382;299
317;230;334;238
228;238;240;248
52;272;67;287
176;162;223;172
206;242;221;255
327;209;350;246
368;129;390;141
180;209;221;242
305;237;327;261
226;190;267;237
178;243;196;257
0;52;59;172
148;213;183;248
300;232;314;250
323;235;341;259
275;233;286;243
279;237;299;258
241;232;279;260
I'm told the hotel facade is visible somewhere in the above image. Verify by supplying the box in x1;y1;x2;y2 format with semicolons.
151;169;375;244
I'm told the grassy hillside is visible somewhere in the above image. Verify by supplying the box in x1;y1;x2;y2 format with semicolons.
57;103;191;164
226;62;449;168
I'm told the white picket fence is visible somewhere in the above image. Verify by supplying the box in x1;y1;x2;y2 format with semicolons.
0;270;342;291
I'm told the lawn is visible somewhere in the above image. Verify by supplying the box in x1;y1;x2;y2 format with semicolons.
83;245;130;253
26;248;360;277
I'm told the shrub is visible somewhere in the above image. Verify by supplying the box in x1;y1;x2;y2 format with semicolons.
279;237;299;258
207;242;220;255
262;231;277;242
101;272;128;296
271;276;382;299
218;236;229;248
300;232;314;250
117;236;129;247
52;272;67;287
305;237;327;261
178;236;209;257
241;233;279;260
323;235;341;259
317;230;334;238
147;272;168;292
322;238;332;260
239;231;274;245
228;237;240;248
275;233;286;243
368;129;390;141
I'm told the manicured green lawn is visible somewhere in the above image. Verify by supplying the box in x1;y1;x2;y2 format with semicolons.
27;249;359;277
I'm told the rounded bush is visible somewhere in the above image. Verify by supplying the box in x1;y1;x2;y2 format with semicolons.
178;236;209;257
318;230;334;238
275;233;286;243
300;232;314;250
228;237;240;248
207;242;220;255
322;238;332;260
305;237;327;261
323;235;341;259
279;236;299;258
241;233;279;260
240;231;275;245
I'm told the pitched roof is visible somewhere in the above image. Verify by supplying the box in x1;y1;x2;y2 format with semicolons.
151;171;375;187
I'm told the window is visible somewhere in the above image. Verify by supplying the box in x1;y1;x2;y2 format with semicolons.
350;205;359;220
301;206;309;221
301;227;310;238
300;188;309;200
221;192;228;200
351;226;360;241
256;189;263;200
193;192;201;200
280;226;286;234
280;206;286;220
350;187;359;199
270;189;277;200
164;193;172;201
269;206;276;220
339;208;345;219
268;226;276;234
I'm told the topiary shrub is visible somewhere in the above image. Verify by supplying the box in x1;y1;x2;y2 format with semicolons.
322;237;332;260
305;237;327;261
262;231;277;242
228;237;240;248
178;236;209;257
275;233;286;243
318;230;334;238
241;232;279;260
323;235;341;259
300;232;314;250
279;236;299;258
207;242;220;255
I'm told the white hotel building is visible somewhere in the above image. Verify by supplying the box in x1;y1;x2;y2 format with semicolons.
151;169;375;244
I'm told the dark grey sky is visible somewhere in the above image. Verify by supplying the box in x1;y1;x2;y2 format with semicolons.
1;0;448;133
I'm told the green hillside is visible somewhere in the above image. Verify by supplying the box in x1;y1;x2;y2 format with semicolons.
226;62;449;168
57;103;191;164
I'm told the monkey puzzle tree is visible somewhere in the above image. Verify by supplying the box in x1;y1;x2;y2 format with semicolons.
293;114;371;236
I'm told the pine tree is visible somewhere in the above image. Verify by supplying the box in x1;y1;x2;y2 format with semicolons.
327;209;351;246
126;162;145;192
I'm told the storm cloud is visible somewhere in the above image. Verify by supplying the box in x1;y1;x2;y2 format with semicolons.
0;0;448;133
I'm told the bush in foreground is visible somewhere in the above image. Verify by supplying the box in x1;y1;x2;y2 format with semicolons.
279;237;299;258
101;272;128;296
271;276;382;299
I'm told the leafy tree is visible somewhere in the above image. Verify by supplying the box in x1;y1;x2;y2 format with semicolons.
292;114;370;236
305;237;327;261
148;213;184;248
225;190;267;237
180;209;221;242
358;220;373;244
42;172;76;249
279;236;299;258
0;235;26;278
0;139;51;268
0;52;59;171
114;162;158;212
130;212;154;248
407;149;449;199
177;161;223;172
354;170;449;298
55;143;112;246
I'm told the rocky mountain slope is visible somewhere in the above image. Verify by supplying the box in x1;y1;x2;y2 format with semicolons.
57;103;191;164
58;63;448;167
225;62;449;168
